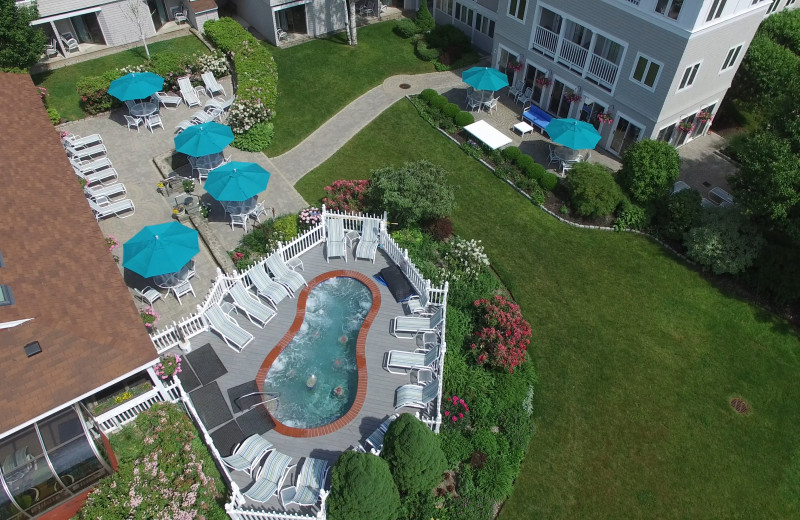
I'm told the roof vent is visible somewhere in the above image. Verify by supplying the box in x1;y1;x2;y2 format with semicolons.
24;341;42;357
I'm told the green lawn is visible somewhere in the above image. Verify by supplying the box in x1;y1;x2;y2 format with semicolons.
297;101;800;518
266;22;434;156
31;36;208;121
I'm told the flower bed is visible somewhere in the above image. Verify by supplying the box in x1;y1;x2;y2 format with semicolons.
91;382;153;416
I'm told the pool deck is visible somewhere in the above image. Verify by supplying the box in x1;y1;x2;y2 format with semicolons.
168;243;430;513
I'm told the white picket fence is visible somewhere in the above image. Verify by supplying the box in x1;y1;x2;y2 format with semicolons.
94;368;181;434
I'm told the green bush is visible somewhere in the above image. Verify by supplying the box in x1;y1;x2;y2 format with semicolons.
443;102;461;119
684;207;765;275
367;160;456;226
148;52;193;89
427;24;471;52
430;94;449;110
734;34;800;107
454;111;474;127
232;121;274;152
47;107;60;125
655;188;703;240
415;2;435;33
618;139;680;205
522;161;545;182
474;455;516;501
614;198;650;231
748;242;800;304
382;414;448;496
760;9;800;56
328;451;400;520
502;146;522;163
515;153;535;171
76;69;123;115
419;88;438;103
0;1;47;69
440;429;473;467
415;40;440;61
565;162;624;218
273;214;299;241
539;171;559;192
394;18;420;38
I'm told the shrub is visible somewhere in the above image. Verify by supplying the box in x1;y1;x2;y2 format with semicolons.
323;179;370;213
502;146;522;163
565;162;623;218
470;295;532;373
76;69;123;115
515;153;535;171
427;24;470;52
454;111;475;127
419;88;438;103
523;181;546;204
539;170;559;192
655;188;703;240
415;40;440;61
415;2;436;33
760;9;800;55
523;161;545;182
733;34;800;107
394;18;420;38
443;102;461;119
440;236;490;283
430;94;449;111
474;455;516;501
618;139;680;205
614;198;650;231
461;140;483;160
439;429;473;467
382;414;448;496
684;207;765;275
272;214;299;241
422;216;454;241
148;52;193;90
328;451;400;520
748;242;800;304
232;121;274;151
47;107;60;125
367;160;456;226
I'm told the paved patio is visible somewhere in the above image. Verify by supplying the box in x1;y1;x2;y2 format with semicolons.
166;245;430;512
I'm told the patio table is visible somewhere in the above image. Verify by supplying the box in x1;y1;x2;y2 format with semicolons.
154;264;191;288
222;195;258;216
195;153;225;170
130;102;158;118
463;120;512;150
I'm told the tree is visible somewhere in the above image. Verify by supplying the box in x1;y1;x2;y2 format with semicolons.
683;207;764;275
381;413;448;497
618;139;680;205
729;131;800;231
0;0;47;70
345;0;357;45
415;2;435;33
564;162;623;218
327;451;400;520
732;34;800;108
122;0;152;59
366;160;455;226
655;188;703;241
759;8;800;56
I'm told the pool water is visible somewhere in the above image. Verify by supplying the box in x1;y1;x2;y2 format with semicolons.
265;277;372;429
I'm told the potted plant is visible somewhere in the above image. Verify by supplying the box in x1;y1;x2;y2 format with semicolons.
154;354;182;383
140;306;160;331
508;58;522;73
536;76;553;88
677;120;695;133
183;180;195;193
596;112;614;125
565;92;583;103
697;110;713;123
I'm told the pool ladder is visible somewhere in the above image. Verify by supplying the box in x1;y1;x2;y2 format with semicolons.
234;391;280;413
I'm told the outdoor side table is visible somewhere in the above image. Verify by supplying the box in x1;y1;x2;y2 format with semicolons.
287;257;304;271
345;229;360;247
513;121;534;138
194;86;206;99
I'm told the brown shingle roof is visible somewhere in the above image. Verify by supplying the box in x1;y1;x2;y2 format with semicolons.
188;0;218;14
0;73;157;436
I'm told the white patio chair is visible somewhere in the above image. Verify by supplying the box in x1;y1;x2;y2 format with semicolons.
170;279;195;305
508;80;524;99
466;93;482;113
394;379;439;411
326;218;347;262
124;115;143;132
277;28;289;41
177;76;201;107
79;167;118;187
390;307;445;338
152;91;183;109
355;217;380;263
70;156;113;175
186;259;196;279
134;286;162;306
60;33;79;53
205;303;254;352
249;201;271;223
191;109;215;124
197;167;211;181
146;114;164;133
222;435;274;476
243;451;295;504
247;264;291;308
204;96;235;115
265;252;307;294
364;415;398;455
173;7;187;24
384;344;440;375
483;96;498;115
405;290;430;315
124;100;137;111
547;145;560;168
63;133;103;150
175;120;193;134
65;143;106;161
202;71;226;98
84;182;126;201
279;457;330;509
88;196;135;221
516;87;533;105
230;213;248;232
228;281;276;328
45;39;58;58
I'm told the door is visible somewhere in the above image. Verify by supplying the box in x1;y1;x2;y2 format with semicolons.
524;64;547;106
579;100;605;129
609;116;643;155
497;47;519;85
147;0;164;30
547;80;574;118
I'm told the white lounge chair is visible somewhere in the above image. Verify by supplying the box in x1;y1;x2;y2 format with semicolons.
88;196;135;221
394;379;439;411
134;286;162;306
326;218;347;262
279;457;330;509
355;217;380;263
84;182;126;201
405;290;429;315
247;265;291;308
152;91;183;109
205;303;254;352
175;120;193;134
222;434;274;477
63;133;103;150
170;279;196;305
244;451;295;504
191;109;216;124
66;143;106;161
266;252;307;295
228;281;277;328
178;76;201;108
384;344;440;375
365;415;398;455
75;167;118;187
70;155;113;174
390;307;444;338
205;96;235;114
60;33;79;53
202;71;226;98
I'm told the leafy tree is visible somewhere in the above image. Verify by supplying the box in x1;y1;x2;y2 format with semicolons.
415;2;435;33
381;413;448;497
655;188;703;241
0;0;47;70
748;241;800;304
327;451;400;520
759;9;800;56
684;207;764;275
729;131;800;231
732;34;800;107
564;162;623;218
367;160;455;226
618;139;680;205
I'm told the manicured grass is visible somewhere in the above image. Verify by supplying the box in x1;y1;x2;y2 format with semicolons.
266;22;434;156
297;101;800;518
31;36;208;122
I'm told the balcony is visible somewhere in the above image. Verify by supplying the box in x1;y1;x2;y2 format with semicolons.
587;54;619;88
558;39;588;72
533;26;558;56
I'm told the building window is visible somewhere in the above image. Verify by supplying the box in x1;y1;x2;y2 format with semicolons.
706;0;727;21
721;44;743;71
678;62;701;90
631;53;662;90
455;3;473;26
475;14;495;37
508;0;527;21
657;123;677;145
0;284;13;306
438;0;453;16
787;0;797;6
655;0;684;20
766;0;781;13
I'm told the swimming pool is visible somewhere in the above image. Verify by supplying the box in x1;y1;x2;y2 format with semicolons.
263;276;373;430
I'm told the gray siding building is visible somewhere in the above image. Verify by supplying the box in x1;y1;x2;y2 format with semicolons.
435;0;798;155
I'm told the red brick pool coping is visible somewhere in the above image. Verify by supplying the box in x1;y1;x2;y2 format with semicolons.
255;270;381;438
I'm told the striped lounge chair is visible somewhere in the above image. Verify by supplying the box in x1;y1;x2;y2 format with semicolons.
326;217;347;262
266;252;307;295
222;434;274;476
279;457;329;508
365;414;398;455
383;344;440;375
247;264;292;308
390;307;444;338
394;379;439;411
355;217;380;263
244;451;295;504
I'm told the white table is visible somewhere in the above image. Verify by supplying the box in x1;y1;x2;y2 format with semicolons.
130;102;158;118
222;196;258;216
463;120;512;150
195;153;225;170
513;121;534;138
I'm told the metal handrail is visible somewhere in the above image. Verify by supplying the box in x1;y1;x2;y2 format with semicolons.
234;391;280;412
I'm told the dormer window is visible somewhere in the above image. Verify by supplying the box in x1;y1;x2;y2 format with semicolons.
655;0;684;20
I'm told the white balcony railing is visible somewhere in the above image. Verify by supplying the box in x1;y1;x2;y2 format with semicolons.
586;53;620;89
93;383;180;433
532;26;558;55
558;39;588;70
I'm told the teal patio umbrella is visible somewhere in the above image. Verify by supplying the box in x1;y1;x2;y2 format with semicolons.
545;118;602;150
174;122;234;157
108;72;164;101
205;161;271;202
461;67;509;92
123;222;199;278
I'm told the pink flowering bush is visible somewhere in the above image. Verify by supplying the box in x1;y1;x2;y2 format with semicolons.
105;235;119;252
322;179;370;213
76;403;226;519
299;206;322;227
470;295;532;373
140;306;160;330
154;354;182;380
443;395;470;429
